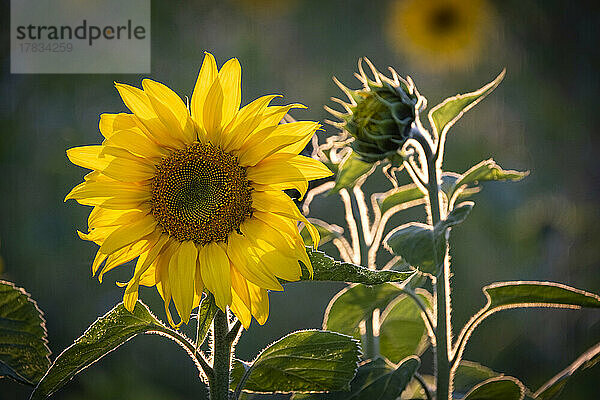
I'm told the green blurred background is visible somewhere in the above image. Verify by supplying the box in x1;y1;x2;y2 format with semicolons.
1;0;599;398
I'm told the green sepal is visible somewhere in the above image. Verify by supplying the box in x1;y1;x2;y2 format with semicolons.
0;280;51;386
232;330;360;394
194;293;217;349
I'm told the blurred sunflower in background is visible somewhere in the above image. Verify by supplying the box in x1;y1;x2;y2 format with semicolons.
386;0;494;72
65;52;331;329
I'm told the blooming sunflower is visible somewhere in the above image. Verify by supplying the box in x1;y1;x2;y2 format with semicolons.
66;52;331;328
386;0;493;71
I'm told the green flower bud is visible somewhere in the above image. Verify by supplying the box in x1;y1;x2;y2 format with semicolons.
326;58;426;164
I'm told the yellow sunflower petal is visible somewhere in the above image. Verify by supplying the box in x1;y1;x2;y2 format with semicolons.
221;94;281;152
230;264;251;308
217;58;242;128
199;242;232;311
142;79;196;144
252;181;309;200
202;76;226;143
67;146;114;171
103;128;168;159
247;281;269;325
226;232;283;291
191;52;218;127
101;156;156;182
253;212;313;276
65;180;151;207
114;83;182;148
99;215;158;255
99;113;138;139
169;240;198;324
252;190;319;247
237;121;320;166
230;289;252;329
155;240;183;327
247;154;332;185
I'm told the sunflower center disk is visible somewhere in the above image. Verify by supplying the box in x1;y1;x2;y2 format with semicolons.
151;142;253;244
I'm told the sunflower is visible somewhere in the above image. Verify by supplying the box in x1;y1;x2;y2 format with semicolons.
66;52;331;328
386;0;493;71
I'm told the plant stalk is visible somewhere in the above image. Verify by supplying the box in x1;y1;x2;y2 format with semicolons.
210;309;232;400
415;132;452;400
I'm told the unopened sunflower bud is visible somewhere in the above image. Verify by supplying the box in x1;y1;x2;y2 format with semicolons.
326;58;426;164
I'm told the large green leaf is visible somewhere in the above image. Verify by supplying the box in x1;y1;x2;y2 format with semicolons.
294;356;420;400
428;70;505;141
454;361;500;397
463;376;525;400
454;282;600;367
324;284;404;338
534;342;600;400
30;301;198;400
383;203;472;275
234;330;360;394
384;223;436;273
194;293;217;349
330;151;375;194
449;159;528;203
379;290;432;363
0;280;51;385
301;248;413;284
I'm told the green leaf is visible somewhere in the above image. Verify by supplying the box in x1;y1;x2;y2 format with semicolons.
294;356;420;400
376;174;463;216
0;280;51;385
384;202;473;275
454;282;600;368
330;151;375;194
383;223;436;273
449;159;528;203
324;284;404;338
463;376;525;400
534;342;600;399
230;358;251;391
379;289;432;363
428;70;505;140
235;330;360;393
378;184;425;215
454;361;500;397
31;301;197;400
301;248;414;284
484;281;600;309
194;293;217;349
442;202;474;229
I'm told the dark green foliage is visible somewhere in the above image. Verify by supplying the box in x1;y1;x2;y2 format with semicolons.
0;281;51;385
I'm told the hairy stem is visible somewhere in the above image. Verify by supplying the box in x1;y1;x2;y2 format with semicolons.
415;132;452;400
210;309;232;400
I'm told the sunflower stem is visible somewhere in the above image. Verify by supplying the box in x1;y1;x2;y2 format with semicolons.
210;309;232;400
414;132;452;400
